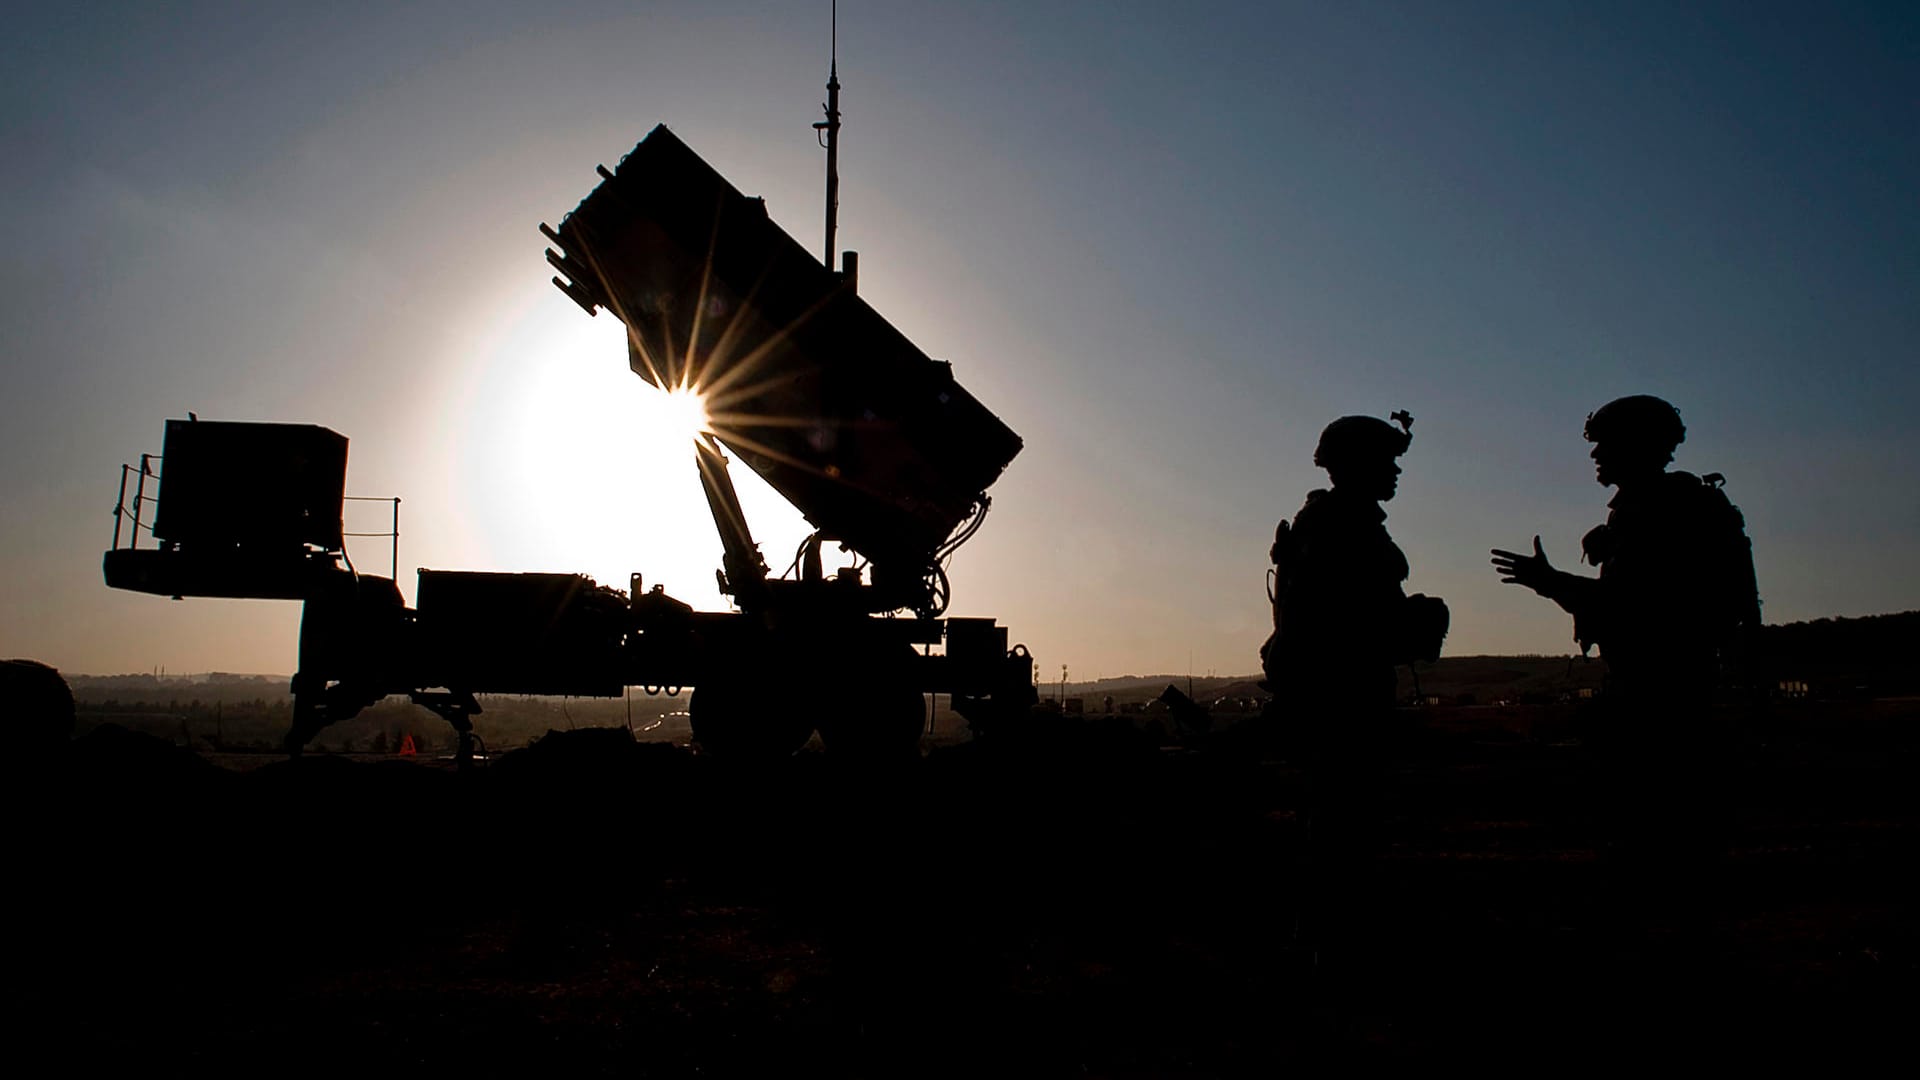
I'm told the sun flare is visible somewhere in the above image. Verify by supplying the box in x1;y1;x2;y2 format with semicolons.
641;382;713;445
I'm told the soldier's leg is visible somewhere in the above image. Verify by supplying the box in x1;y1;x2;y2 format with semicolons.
1300;717;1387;970
1592;684;1723;952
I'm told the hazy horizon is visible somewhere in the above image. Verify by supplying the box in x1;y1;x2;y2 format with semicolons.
6;2;1917;681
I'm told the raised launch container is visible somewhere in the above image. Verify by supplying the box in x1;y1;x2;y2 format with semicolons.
543;125;1023;570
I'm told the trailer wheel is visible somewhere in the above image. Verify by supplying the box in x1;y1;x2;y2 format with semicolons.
818;687;925;762
818;651;926;761
689;678;814;760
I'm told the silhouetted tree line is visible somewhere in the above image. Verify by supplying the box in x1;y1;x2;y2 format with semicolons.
66;674;290;705
1756;610;1920;696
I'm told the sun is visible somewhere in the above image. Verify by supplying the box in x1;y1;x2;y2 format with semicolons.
460;311;730;599
645;381;712;445
458;302;813;612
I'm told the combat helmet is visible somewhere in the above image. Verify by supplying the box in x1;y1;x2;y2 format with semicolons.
1314;410;1413;469
1584;395;1685;454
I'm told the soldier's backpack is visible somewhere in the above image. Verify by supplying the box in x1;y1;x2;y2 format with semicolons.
1700;472;1763;635
1258;519;1293;683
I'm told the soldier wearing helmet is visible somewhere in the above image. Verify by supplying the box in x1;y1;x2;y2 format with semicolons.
1313;414;1413;473
1490;395;1757;695
1262;411;1447;969
1263;411;1447;704
1491;395;1759;907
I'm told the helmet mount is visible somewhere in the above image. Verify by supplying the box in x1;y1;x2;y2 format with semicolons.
1314;410;1415;470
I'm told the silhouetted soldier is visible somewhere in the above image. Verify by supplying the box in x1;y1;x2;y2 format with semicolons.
1262;412;1448;968
1491;395;1759;923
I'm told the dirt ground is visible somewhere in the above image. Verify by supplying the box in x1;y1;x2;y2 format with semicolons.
17;705;1916;1072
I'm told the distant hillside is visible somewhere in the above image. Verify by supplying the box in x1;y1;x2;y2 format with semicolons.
1757;610;1920;695
49;610;1920;716
1060;657;1608;708
1396;654;1608;705
67;672;292;704
1059;676;1255;706
1064;611;1920;707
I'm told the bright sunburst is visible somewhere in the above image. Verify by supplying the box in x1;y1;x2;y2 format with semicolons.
644;381;712;445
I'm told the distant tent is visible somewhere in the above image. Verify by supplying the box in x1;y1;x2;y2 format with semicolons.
398;733;417;756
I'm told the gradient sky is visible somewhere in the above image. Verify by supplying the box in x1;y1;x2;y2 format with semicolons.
4;1;1916;680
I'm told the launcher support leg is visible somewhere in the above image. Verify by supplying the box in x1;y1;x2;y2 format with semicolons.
285;680;381;757
412;691;483;769
285;695;327;758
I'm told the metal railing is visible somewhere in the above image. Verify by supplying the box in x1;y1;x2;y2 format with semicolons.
343;496;402;579
110;454;161;550
109;456;401;579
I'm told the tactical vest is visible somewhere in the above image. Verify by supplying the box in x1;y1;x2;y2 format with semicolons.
1575;470;1760;664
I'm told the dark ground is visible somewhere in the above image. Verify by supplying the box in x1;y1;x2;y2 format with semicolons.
16;702;1916;1073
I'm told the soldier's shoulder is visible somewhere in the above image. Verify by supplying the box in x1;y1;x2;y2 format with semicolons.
1661;470;1728;505
1291;488;1334;525
1296;487;1385;535
1667;469;1750;531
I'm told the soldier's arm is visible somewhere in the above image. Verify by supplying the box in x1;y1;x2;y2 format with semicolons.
1490;536;1597;616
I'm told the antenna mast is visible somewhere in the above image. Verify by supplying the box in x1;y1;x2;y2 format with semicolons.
814;1;842;269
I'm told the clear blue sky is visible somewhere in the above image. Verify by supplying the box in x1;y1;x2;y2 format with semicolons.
4;1;1916;678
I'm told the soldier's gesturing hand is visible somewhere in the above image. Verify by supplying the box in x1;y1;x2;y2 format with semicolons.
1490;536;1560;596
